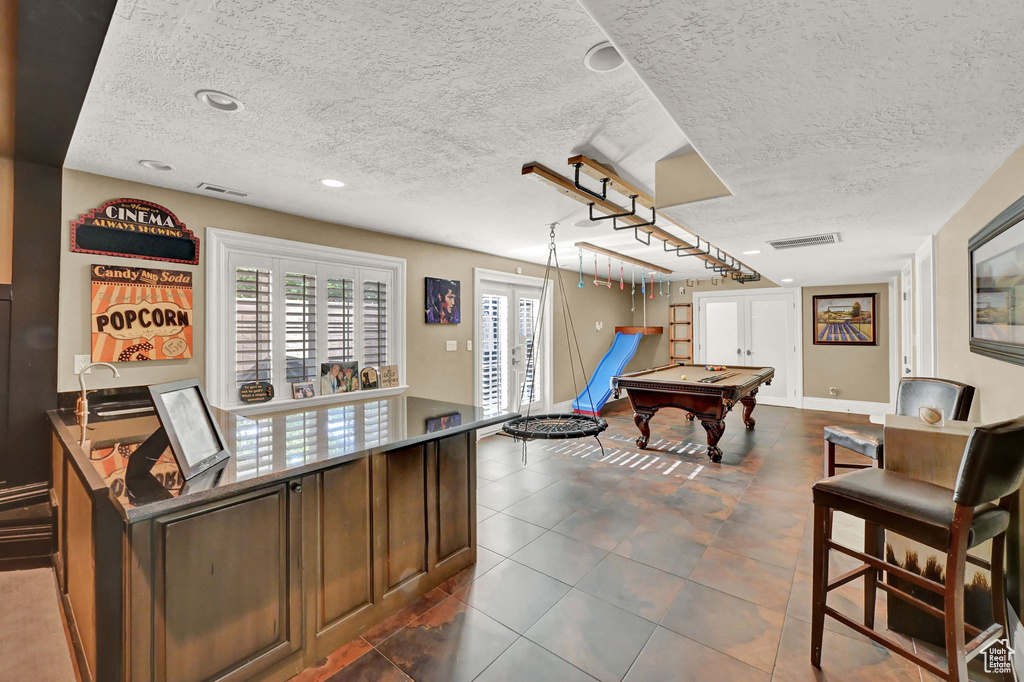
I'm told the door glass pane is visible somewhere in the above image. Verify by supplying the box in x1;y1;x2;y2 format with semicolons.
481;293;508;417
748;298;788;399
518;296;539;406
704;301;740;366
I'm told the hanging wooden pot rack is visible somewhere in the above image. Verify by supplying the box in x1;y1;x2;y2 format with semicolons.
522;155;761;283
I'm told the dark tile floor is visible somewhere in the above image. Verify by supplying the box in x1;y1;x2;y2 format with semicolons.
291;401;984;682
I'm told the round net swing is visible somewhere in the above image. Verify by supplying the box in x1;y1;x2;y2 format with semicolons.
502;223;609;459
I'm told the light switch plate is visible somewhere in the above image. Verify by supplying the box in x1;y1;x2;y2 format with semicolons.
466;340;473;351
74;354;91;373
445;340;457;352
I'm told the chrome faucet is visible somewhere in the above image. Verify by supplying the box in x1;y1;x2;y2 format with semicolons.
76;362;120;417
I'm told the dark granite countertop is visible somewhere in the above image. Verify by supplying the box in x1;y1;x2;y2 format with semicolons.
48;396;516;522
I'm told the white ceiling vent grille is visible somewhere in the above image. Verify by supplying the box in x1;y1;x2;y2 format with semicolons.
766;232;840;250
197;182;249;198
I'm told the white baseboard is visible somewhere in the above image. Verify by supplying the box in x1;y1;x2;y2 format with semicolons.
801;396;893;416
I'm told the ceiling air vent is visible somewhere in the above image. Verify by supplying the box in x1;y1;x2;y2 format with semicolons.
766;232;840;250
197;182;249;198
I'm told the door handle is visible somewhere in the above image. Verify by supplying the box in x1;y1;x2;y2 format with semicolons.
746;350;752;356
736;348;741;355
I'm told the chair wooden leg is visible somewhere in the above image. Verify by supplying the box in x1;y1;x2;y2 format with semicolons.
863;520;880;630
944;510;971;682
989;533;1013;681
824;440;836;478
811;502;829;668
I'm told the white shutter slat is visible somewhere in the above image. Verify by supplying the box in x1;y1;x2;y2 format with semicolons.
235;267;272;388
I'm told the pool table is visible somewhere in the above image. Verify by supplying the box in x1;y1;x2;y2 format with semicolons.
612;363;775;462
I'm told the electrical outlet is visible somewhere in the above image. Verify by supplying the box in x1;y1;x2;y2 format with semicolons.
829;386;838;396
679;287;685;295
595;321;603;331
466;340;473;351
74;354;91;373
445;340;457;352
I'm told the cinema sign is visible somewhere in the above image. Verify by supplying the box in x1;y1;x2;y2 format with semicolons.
72;198;199;264
91;264;194;362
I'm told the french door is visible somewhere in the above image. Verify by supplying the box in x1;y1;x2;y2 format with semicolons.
695;289;800;407
476;270;551;433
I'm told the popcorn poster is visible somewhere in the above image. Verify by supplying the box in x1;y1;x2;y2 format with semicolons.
90;263;194;362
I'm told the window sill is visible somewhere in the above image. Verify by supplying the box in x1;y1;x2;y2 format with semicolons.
216;385;409;417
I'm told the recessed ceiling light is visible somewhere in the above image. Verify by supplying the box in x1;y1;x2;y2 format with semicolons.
780;278;794;283
742;250;761;255
584;42;625;73
574;218;603;228
319;178;345;188
195;89;244;112
139;160;174;171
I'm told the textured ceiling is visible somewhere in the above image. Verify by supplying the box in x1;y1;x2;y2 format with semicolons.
578;0;1024;285
67;0;1024;285
66;0;702;278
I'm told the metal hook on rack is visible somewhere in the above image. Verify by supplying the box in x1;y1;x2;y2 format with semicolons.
573;163;609;202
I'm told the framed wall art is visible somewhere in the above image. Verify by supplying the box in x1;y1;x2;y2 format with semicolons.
425;277;460;324
812;293;876;345
970;193;1024;366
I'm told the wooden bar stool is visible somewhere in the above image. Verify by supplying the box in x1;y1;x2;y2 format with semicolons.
810;416;1024;681
822;378;975;477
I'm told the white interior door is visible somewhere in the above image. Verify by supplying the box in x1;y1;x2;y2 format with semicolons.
746;295;794;401
700;297;745;366
696;289;800;408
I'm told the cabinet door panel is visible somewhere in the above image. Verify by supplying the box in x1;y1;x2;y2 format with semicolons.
319;459;373;628
159;487;292;682
386;445;427;589
437;433;471;561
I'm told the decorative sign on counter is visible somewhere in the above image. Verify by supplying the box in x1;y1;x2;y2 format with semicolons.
90;263;194;362
380;364;400;388
72;198;199;264
239;381;275;404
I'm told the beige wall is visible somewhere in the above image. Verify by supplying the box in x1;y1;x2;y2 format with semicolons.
59;170;634;404
936;145;1024;422
802;282;891;403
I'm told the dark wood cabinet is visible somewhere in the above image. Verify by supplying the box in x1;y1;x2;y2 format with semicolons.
51;416;480;682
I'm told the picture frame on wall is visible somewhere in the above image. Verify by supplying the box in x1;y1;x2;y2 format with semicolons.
425;277;461;324
969;193;1024;367
812;293;877;345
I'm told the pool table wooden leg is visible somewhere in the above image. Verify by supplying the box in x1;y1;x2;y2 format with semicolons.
634;411;653;449
740;394;757;429
700;419;726;462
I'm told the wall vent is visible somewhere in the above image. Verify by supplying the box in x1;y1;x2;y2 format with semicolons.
197;182;249;198
766;232;840;250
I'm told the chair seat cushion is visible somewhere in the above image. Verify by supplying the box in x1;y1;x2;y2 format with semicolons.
813;468;1009;551
823;424;884;459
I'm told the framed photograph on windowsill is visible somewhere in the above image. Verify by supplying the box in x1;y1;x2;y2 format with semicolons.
970;193;1024;367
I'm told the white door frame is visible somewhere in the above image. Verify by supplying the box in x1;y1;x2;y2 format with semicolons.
474;268;553;437
914;236;937;378
692;287;803;408
900;261;914;381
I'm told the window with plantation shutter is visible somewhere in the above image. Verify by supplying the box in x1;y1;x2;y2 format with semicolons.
326;276;355;362
208;229;405;410
362;280;387;367
235;267;272;388
284;272;317;383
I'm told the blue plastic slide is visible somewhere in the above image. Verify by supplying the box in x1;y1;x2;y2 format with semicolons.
572;332;643;416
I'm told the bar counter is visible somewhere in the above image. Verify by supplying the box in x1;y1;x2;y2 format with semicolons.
48;395;514;682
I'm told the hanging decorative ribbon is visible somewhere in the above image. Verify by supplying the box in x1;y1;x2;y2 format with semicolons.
593;254;599;286
630;265;636;312
649;272;655;299
577;248;584;288
619;262;624;291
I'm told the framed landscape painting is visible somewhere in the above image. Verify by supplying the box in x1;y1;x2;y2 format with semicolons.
970;193;1024;366
813;293;876;345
